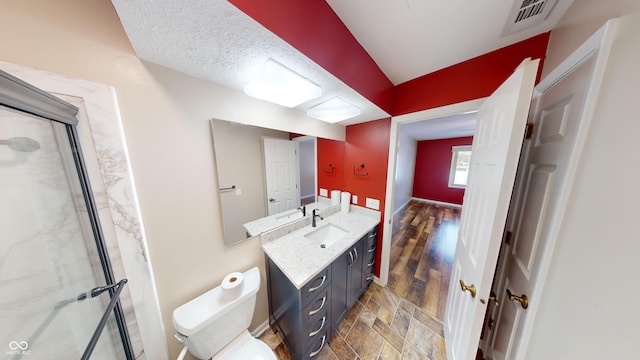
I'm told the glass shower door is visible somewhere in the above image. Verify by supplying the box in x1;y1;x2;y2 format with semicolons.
0;104;130;359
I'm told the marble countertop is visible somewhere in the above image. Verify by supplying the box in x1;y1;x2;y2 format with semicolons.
261;205;380;289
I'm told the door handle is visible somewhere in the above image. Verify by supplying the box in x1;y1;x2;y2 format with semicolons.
506;288;528;309
459;279;476;298
268;198;276;203
481;290;500;307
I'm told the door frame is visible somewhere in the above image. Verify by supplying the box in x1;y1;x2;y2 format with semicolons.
380;98;485;287
292;135;318;204
481;19;618;358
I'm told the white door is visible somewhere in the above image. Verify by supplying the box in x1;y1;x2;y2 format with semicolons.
444;58;539;360
487;34;607;359
263;137;299;215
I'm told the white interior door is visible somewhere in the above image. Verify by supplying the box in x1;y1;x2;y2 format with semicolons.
444;58;539;360
263;137;299;215
487;35;605;360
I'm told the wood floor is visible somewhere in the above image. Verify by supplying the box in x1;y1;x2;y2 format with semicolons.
260;282;447;360
387;200;460;321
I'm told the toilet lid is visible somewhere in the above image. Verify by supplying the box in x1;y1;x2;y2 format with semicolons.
211;333;276;360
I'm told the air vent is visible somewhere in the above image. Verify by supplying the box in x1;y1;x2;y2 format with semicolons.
515;0;548;23
502;0;558;36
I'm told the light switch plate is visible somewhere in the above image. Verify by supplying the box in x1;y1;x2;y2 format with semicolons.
352;195;358;204
319;188;328;197
366;197;380;210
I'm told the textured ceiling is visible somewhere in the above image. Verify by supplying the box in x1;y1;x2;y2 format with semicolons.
110;0;389;125
111;0;574;134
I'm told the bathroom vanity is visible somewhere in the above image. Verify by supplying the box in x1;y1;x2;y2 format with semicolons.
262;206;379;359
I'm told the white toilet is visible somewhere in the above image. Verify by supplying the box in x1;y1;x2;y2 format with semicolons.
172;267;277;360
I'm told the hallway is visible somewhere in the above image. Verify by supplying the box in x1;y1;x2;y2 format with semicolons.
387;200;460;322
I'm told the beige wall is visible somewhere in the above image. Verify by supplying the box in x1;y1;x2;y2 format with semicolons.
527;11;640;358
542;0;640;77
0;1;344;358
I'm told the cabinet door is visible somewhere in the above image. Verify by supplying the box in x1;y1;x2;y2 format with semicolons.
330;250;349;331
347;236;365;308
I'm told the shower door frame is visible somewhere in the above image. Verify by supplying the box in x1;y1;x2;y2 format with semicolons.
0;69;134;359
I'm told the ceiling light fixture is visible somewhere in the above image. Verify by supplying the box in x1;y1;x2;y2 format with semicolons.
307;97;361;123
243;59;321;108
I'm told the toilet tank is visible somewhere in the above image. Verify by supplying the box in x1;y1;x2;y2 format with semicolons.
173;267;261;360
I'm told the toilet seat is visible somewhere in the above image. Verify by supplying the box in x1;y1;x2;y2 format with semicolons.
211;330;276;360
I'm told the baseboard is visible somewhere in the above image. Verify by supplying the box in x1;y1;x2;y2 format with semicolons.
251;320;270;337
393;199;412;216
411;197;463;209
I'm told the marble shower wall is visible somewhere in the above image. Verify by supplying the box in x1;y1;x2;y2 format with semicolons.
0;61;169;359
0;107;121;359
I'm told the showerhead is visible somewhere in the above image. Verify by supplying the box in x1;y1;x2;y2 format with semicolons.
0;137;41;152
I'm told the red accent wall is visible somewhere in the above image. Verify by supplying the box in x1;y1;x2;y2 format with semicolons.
221;5;552;281
345;118;391;276
393;32;550;116
413;137;474;205
229;0;395;114
317;137;345;194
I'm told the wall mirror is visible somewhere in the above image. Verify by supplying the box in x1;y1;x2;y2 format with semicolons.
211;119;345;246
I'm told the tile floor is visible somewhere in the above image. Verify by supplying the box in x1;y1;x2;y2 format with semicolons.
259;282;446;360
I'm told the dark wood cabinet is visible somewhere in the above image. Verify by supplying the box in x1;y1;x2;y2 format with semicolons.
266;224;378;360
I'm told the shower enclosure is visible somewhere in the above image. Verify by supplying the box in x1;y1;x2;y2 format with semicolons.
0;71;133;358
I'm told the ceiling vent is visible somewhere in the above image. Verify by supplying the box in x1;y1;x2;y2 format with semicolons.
502;0;558;36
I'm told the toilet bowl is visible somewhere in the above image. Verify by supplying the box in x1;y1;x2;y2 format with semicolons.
211;330;274;360
172;267;276;360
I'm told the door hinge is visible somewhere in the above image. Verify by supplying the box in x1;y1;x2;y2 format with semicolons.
488;317;495;330
505;231;513;245
525;122;534;139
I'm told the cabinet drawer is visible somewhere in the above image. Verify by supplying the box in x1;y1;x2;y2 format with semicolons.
301;268;330;308
301;287;329;331
303;328;329;359
366;236;377;251
301;311;329;352
366;261;375;274
366;247;376;264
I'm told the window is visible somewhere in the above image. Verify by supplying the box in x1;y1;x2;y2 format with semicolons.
449;146;472;188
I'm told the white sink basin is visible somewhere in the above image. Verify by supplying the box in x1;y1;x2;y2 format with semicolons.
304;223;349;248
275;210;304;222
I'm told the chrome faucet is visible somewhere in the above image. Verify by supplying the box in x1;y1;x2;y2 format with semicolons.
312;209;323;227
297;205;306;216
